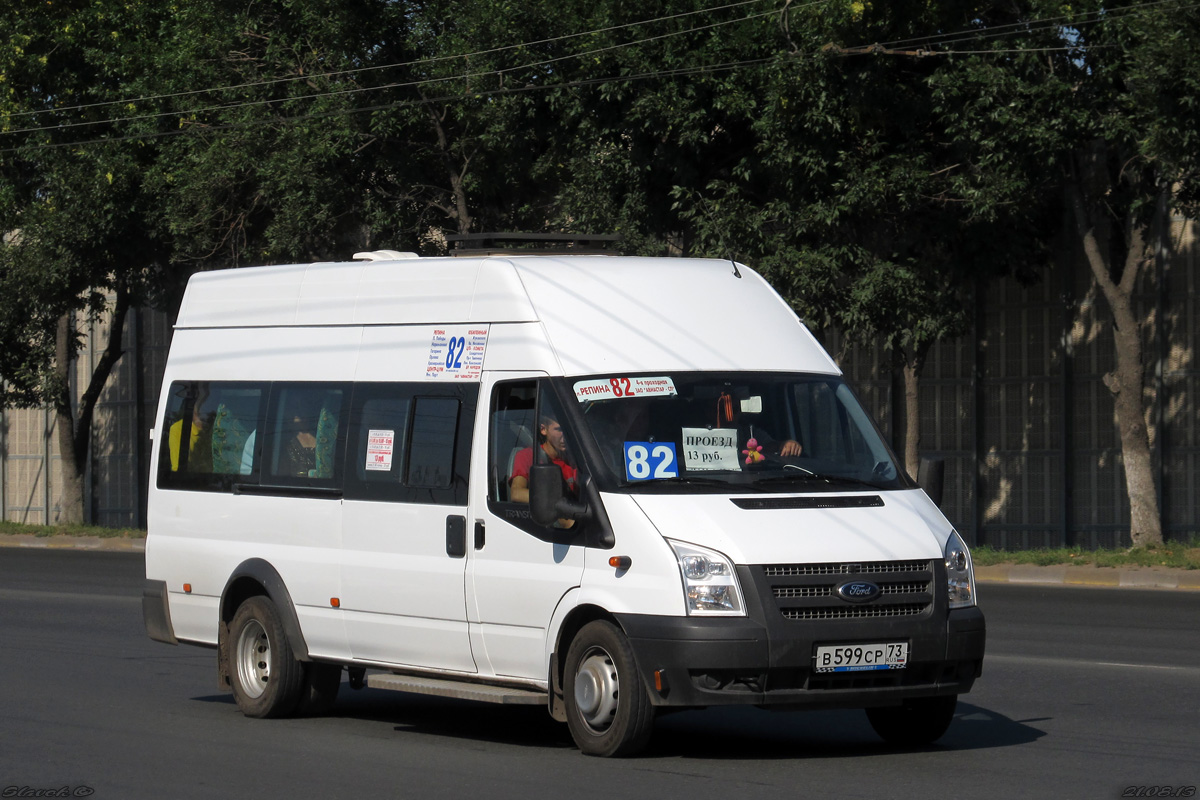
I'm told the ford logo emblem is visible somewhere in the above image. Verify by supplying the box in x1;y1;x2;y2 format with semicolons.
837;581;881;603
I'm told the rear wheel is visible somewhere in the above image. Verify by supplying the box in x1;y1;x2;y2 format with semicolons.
228;596;305;718
563;620;655;757
866;695;958;746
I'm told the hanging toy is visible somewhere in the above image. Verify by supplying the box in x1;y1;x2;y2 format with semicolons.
743;437;765;464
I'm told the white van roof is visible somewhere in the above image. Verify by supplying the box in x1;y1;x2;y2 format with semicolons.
174;255;840;376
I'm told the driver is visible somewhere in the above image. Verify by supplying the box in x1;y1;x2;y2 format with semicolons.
509;414;579;503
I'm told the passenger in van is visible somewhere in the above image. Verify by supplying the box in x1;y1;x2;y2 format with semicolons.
280;417;318;477
275;392;320;477
278;404;339;479
509;414;579;504
168;389;214;473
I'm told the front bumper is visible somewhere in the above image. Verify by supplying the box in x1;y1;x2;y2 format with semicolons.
615;562;985;709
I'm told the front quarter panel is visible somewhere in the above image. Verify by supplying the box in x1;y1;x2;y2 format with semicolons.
578;494;684;617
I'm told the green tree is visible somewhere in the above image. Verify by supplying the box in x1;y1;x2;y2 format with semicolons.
931;0;1200;546
0;0;402;521
1;0;172;523
653;1;1049;479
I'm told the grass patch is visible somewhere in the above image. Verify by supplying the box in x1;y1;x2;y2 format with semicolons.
0;520;145;539
971;543;1200;570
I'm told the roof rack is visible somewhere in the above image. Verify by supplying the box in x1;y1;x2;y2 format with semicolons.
445;232;621;257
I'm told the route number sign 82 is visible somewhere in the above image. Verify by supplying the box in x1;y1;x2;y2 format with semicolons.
624;442;678;481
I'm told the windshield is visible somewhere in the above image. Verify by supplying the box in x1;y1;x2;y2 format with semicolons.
570;372;911;494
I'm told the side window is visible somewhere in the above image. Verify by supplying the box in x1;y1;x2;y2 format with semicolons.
488;381;536;503
408;397;460;488
344;383;477;505
263;384;348;486
157;381;267;490
352;393;412;488
487;380;582;534
793;381;849;463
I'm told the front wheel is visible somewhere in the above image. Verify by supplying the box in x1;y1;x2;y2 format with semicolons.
563;620;655;757
228;596;305;718
866;695;958;746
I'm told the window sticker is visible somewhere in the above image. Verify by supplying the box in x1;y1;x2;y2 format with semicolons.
624;442;679;481
681;428;741;471
426;326;489;380
574;376;677;402
365;429;395;471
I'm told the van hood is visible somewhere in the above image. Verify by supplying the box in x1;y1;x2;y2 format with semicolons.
629;489;951;566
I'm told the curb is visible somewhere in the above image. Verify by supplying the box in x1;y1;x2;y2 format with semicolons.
0;534;146;553
975;563;1200;591
3;535;1197;591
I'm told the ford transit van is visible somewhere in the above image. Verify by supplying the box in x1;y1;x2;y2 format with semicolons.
143;250;985;756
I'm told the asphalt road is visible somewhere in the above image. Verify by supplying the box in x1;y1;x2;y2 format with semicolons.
1;549;1196;800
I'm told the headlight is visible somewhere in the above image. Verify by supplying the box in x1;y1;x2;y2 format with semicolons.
667;540;744;616
944;530;976;609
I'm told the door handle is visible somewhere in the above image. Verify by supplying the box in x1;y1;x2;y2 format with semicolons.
474;520;485;550
446;515;466;558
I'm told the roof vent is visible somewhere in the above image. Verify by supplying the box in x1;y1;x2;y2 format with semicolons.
353;250;420;261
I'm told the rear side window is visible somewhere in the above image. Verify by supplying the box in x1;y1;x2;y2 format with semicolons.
157;380;475;503
261;384;349;487
343;384;477;505
407;397;461;488
157;381;267;490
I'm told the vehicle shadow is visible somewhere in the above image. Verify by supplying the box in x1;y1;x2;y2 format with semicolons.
195;684;1044;759
647;700;1046;759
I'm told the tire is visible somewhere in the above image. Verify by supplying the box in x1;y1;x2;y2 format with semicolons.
563;620;655;757
228;596;305;719
296;662;342;716
866;695;958;746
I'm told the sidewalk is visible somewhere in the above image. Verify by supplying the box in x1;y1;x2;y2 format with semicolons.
3;533;1197;590
974;562;1200;591
0;533;146;553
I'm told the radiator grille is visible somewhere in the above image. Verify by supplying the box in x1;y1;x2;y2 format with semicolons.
764;559;931;577
758;560;935;621
774;586;832;599
782;603;928;621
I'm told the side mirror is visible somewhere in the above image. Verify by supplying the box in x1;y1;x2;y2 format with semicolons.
529;463;588;527
917;457;945;508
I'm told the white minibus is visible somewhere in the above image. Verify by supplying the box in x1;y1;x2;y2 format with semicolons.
143;249;984;757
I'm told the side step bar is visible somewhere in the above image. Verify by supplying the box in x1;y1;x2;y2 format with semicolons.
367;673;547;706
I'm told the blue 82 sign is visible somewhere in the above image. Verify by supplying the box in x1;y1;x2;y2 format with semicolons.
624;442;678;481
444;336;466;369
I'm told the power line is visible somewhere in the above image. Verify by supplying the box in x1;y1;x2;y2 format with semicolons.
2;0;1186;153
0;56;782;154
1;3;784;137
0;0;781;123
871;0;1198;53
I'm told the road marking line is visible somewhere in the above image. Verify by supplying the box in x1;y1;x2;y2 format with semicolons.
986;653;1195;673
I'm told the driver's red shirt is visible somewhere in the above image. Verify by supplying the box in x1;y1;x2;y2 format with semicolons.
510;446;579;495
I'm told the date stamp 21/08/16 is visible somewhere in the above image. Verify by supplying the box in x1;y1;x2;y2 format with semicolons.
1122;788;1196;798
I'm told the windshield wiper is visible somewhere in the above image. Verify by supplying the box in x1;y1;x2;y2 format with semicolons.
624;475;761;490
751;472;884;491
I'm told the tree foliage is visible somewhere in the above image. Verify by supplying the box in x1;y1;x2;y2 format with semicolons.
2;0;1198;537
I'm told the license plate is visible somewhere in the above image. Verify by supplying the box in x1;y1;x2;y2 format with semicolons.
813;642;908;673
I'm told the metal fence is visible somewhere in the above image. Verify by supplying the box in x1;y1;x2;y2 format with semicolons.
830;219;1199;548
0;306;172;528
